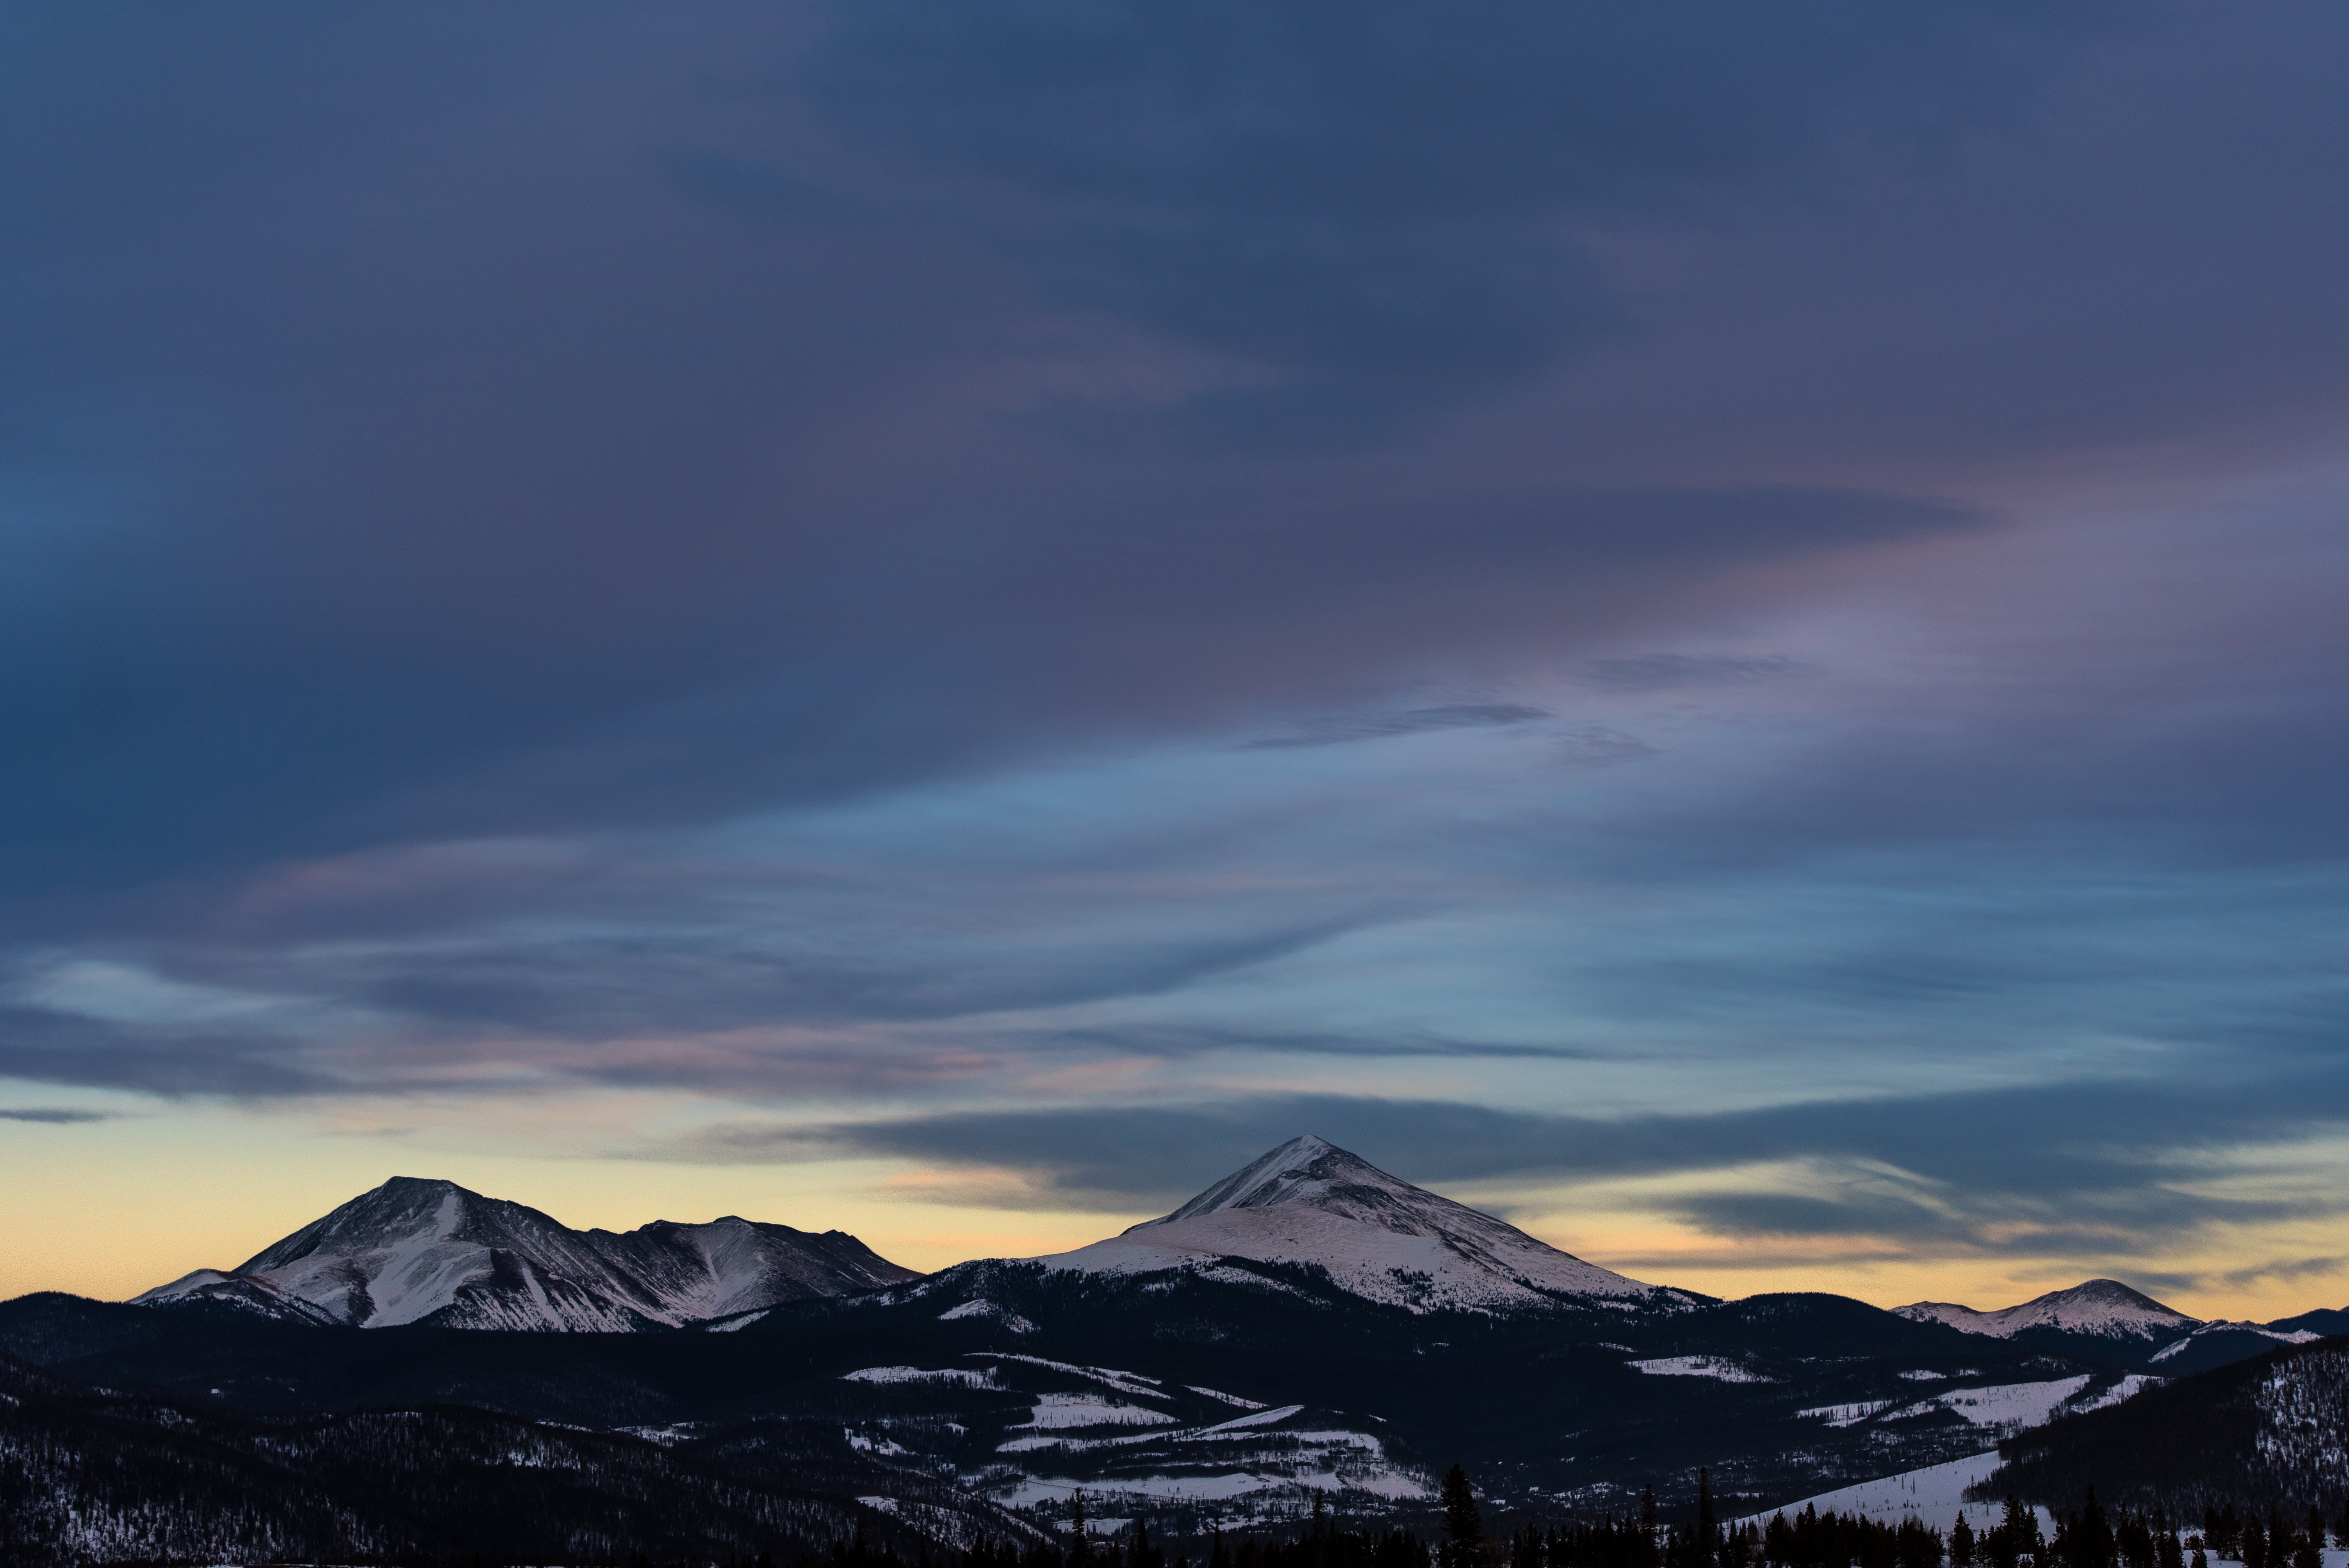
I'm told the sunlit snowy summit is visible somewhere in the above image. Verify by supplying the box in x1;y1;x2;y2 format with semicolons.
1034;1133;1699;1314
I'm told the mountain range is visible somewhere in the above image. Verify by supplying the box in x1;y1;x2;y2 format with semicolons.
6;1132;2345;1556
133;1174;918;1330
120;1134;2332;1371
1893;1279;2334;1376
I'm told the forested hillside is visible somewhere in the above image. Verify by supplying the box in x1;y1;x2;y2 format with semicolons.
0;1353;1035;1566
1985;1338;2349;1517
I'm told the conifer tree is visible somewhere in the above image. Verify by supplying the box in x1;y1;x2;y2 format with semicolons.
1696;1470;1717;1568
1953;1515;1976;1568
1441;1466;1484;1568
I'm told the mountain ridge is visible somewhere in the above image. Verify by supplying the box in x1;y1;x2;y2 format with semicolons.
133;1174;919;1330
1894;1278;2198;1342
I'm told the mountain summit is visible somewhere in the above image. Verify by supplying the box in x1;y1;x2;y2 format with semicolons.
1893;1278;2198;1343
1036;1134;1687;1313
133;1176;919;1330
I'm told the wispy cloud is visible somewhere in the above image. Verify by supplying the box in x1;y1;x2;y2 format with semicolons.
1583;655;1811;693
2220;1255;2349;1291
638;1079;2349;1258
1240;704;1552;750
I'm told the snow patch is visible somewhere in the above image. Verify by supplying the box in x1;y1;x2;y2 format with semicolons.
705;1310;768;1332
843;1365;997;1387
1189;1385;1267;1409
1889;1376;2091;1428
939;1299;1039;1333
1016;1394;1180;1430
1628;1356;1772;1383
1800;1402;1891;1427
975;1353;1165;1400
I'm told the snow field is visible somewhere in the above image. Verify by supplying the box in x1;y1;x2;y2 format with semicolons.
1629;1356;1773;1383
1015;1395;1180;1430
843;1366;998;1387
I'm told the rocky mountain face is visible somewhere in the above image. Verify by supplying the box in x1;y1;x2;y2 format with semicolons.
132;1176;920;1330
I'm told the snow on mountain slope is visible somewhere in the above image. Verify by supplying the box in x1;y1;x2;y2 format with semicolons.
2148;1320;2322;1362
1034;1135;1690;1314
132;1176;919;1330
1734;1451;2025;1536
1893;1279;2198;1344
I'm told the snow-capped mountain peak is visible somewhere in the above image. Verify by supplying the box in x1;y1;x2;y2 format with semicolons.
133;1176;920;1331
1894;1279;2199;1343
1154;1134;1403;1223
1035;1135;1691;1315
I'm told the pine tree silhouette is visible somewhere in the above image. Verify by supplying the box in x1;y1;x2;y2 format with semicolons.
1441;1465;1483;1568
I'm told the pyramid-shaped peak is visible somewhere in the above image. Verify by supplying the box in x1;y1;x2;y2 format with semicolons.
1155;1135;1404;1223
1060;1134;1672;1311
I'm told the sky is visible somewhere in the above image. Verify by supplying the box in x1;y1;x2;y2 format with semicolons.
5;2;2349;1321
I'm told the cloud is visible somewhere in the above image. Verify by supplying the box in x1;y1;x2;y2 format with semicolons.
1239;704;1551;750
804;0;2119;442
2219;1255;2349;1291
0;1107;115;1124
651;1078;2349;1257
1584;655;1812;693
4;2;2349;1309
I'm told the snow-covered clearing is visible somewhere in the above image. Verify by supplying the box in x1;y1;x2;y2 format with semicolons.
1015;1394;1179;1430
940;1300;1041;1333
1188;1385;1267;1408
1628;1356;1772;1383
990;1455;1429;1510
843;1365;996;1387
1735;1452;2023;1535
973;1353;1165;1399
1893;1376;2089;1427
1798;1402;1889;1428
2075;1374;2161;1412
